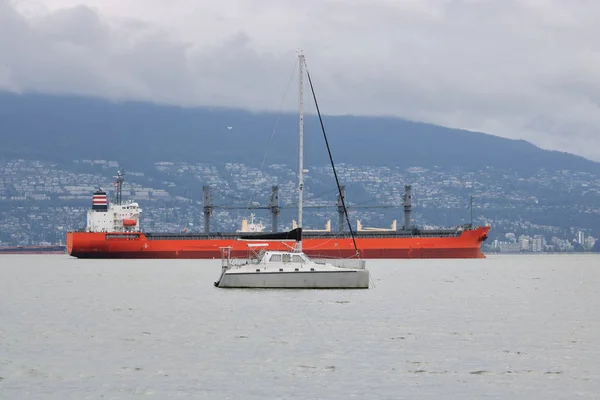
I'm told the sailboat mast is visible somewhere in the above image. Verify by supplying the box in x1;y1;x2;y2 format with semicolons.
297;51;305;249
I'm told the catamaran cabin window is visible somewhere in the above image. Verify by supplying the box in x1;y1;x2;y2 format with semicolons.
269;254;282;262
292;255;304;263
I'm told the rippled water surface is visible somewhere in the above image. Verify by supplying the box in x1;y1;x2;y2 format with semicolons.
1;254;599;399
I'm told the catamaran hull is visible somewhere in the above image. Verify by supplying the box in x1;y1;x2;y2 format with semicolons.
216;270;370;289
66;226;489;259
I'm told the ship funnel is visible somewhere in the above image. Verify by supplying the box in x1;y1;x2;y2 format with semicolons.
92;190;108;212
403;185;412;230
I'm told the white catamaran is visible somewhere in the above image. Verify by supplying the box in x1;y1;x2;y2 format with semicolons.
214;52;370;289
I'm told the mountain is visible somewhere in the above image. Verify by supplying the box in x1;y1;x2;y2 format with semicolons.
1;91;599;174
2;91;600;248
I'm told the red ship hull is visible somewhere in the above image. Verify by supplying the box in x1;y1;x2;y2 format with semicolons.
66;226;489;259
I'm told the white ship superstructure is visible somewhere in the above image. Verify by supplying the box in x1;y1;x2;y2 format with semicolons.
85;171;141;233
237;213;266;233
86;196;141;232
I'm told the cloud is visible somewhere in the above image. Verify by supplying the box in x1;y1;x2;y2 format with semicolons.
2;0;600;161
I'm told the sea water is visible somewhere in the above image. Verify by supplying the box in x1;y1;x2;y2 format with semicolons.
0;254;599;399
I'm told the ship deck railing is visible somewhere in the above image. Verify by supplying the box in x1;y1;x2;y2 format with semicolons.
221;257;261;269
312;258;367;270
220;256;366;270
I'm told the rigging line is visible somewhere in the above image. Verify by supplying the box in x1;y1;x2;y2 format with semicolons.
242;56;299;219
304;64;360;258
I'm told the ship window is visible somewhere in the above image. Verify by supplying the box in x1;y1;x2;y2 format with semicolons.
282;254;291;263
269;254;282;262
292;255;303;263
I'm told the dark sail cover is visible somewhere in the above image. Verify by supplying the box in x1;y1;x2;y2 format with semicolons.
239;228;302;242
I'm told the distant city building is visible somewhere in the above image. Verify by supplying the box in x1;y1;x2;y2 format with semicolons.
585;236;596;250
578;231;585;245
519;235;531;252
532;235;544;252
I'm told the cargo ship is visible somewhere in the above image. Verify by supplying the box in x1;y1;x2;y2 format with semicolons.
66;53;489;259
66;172;489;259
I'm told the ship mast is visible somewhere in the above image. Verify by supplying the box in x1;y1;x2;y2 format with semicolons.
297;51;305;250
114;170;125;205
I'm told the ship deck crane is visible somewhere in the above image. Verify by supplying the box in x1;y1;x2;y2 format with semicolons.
201;184;411;234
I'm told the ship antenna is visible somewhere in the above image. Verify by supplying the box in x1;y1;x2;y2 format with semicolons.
304;61;360;258
469;195;474;228
114;169;126;205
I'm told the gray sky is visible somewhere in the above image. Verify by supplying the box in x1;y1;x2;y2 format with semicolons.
2;0;600;161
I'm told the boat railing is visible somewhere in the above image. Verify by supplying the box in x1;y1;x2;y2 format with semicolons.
219;247;260;270
312;258;367;270
223;257;258;269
